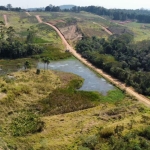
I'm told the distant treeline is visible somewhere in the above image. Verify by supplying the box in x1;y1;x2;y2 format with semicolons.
72;6;150;23
0;6;21;11
44;4;150;23
76;35;150;95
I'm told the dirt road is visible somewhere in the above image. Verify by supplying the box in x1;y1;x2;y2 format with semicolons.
26;12;31;16
93;22;112;35
35;15;150;107
3;15;8;26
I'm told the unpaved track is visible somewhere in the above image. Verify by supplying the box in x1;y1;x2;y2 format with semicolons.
35;15;150;107
93;22;112;35
26;12;31;16
3;15;8;26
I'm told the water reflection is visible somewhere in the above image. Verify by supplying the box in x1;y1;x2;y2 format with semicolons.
38;59;114;95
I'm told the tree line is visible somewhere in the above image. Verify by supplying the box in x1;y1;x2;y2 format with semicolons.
44;4;150;23
71;6;150;23
0;4;21;11
0;21;43;59
76;35;150;95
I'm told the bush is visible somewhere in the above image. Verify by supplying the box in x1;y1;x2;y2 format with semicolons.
139;126;150;140
10;111;44;136
100;128;114;139
36;69;40;75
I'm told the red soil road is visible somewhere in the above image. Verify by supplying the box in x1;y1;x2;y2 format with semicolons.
93;22;113;35
3;15;8;26
35;15;150;107
26;12;31;16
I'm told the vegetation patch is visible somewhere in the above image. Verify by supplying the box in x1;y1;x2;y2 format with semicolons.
10;111;44;136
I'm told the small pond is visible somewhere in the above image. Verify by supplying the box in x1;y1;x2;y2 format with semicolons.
38;58;114;95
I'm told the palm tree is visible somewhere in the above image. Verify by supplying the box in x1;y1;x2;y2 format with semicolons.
42;57;50;70
46;57;50;70
42;57;47;71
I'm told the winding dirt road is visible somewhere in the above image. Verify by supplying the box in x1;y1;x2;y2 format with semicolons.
35;15;150;107
26;12;31;16
3;15;8;26
93;22;112;35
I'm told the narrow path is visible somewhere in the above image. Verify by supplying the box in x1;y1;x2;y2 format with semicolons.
35;15;150;107
93;22;112;35
26;12;31;16
3;15;8;26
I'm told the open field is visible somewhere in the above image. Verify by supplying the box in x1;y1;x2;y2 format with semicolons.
0;11;64;49
122;22;150;41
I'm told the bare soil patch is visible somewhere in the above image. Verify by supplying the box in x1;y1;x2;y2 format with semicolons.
59;25;82;41
3;15;8;26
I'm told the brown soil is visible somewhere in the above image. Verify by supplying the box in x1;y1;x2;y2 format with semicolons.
59;25;82;41
3;15;8;26
93;22;112;35
26;12;31;16
36;15;150;107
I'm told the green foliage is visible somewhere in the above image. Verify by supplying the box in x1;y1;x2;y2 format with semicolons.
100;128;114;138
24;61;31;70
10;111;44;136
76;36;150;96
40;45;71;60
36;78;101;115
101;89;125;103
78;126;150;150
139;126;150;140
36;69;41;74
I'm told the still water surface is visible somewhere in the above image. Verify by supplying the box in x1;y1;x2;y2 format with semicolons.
38;58;114;95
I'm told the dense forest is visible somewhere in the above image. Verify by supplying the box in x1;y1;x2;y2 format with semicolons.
44;4;150;23
76;35;150;95
0;21;43;59
72;6;150;23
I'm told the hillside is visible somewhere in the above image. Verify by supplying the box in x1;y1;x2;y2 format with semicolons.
0;11;150;150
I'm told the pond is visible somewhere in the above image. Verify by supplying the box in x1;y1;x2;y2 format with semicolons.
38;58;114;95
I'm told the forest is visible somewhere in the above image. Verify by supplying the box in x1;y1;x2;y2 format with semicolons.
76;35;150;95
71;6;150;23
0;21;43;59
44;4;150;23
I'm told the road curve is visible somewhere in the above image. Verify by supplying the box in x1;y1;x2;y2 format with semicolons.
35;15;150;107
26;12;31;16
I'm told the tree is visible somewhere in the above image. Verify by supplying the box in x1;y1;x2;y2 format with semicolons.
26;26;36;43
6;26;15;43
7;4;12;10
42;57;50;70
46;58;50;70
24;61;31;70
42;57;47;71
0;21;5;40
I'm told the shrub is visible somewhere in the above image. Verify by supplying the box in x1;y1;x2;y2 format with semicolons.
10;111;44;136
100;128;114;139
36;69;40;75
139;126;150;140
